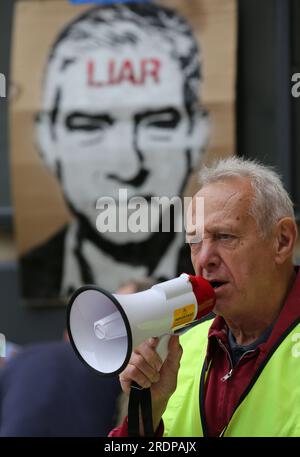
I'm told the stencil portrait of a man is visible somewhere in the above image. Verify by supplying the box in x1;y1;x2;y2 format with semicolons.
20;3;209;303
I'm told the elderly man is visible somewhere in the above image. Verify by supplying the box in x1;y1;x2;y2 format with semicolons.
111;156;300;437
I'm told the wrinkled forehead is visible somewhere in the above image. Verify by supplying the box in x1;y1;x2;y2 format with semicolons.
186;179;255;234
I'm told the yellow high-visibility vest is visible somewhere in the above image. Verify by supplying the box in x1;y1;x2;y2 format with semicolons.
163;318;300;437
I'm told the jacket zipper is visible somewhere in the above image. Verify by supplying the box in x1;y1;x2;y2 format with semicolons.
218;339;256;382
218;339;234;381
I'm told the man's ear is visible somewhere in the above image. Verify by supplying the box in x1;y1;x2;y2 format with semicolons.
274;217;298;264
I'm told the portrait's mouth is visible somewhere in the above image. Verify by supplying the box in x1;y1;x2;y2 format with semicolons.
94;194;154;208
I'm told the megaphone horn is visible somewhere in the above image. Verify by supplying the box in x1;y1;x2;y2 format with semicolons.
67;273;215;376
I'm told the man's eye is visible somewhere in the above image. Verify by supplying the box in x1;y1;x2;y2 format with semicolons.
217;234;237;243
65;113;114;132
188;242;201;254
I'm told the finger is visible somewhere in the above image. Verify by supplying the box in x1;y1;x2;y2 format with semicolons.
130;351;161;381
119;340;162;394
119;363;157;393
134;339;163;372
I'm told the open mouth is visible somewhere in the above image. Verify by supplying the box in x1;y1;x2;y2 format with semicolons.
209;281;228;290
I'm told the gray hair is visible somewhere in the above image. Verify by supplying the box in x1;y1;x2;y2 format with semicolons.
198;156;295;238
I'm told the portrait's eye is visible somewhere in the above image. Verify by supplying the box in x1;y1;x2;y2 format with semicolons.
144;109;180;129
65;113;114;132
136;108;181;142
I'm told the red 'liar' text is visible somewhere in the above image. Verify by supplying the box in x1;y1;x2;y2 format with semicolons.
87;59;161;87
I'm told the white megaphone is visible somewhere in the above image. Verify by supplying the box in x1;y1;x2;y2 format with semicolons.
67;273;215;376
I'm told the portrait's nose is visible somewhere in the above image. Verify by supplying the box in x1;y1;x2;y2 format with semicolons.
196;238;221;275
106;122;149;188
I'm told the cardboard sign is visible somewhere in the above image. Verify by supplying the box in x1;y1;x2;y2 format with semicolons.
10;0;236;307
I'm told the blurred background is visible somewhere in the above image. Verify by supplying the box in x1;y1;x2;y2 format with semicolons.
1;0;300;346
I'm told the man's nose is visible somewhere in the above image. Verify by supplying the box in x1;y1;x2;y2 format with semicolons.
106;122;149;188
196;238;221;273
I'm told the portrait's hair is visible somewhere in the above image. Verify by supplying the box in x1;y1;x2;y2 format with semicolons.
198;156;295;239
44;3;203;128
